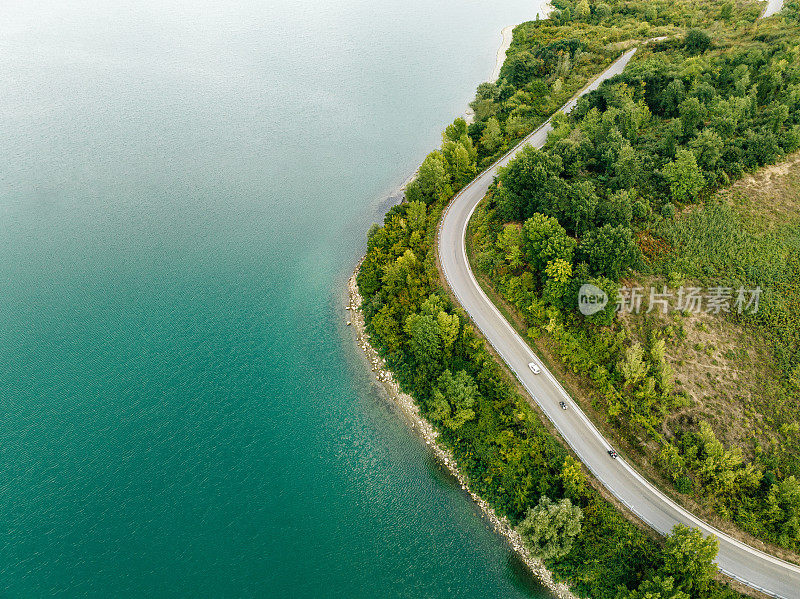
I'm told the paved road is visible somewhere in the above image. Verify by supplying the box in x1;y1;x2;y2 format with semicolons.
763;0;784;18
438;48;800;598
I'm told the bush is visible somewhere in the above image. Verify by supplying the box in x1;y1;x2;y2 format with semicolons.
685;29;712;54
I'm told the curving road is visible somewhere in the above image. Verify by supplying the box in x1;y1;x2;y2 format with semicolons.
438;48;800;598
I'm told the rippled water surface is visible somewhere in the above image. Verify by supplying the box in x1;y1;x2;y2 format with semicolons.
0;1;551;596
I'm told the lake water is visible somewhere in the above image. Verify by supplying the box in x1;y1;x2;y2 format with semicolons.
0;1;550;596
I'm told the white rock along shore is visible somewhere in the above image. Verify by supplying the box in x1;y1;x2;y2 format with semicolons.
347;264;578;599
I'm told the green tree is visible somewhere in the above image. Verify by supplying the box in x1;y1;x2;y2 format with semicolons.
443;117;468;144
632;199;650;220
543;258;574;307
406;201;427;232
790;364;800;392
650;338;674;395
436;312;460;356
619;343;648;387
403;295;459;370
662;149;705;203
545;258;572;283
766;476;800;547
460;133;478;164
614;143;640;190
657;443;686;483
502;50;543;87
471;82;500;122
579;224;640;279
575;0;591;21
430;369;479;430
559;179;598;234
595;2;612;20
660;79;686;117
480;117;503;154
561;456;587;499
505;113;530;138
518;496;583;560
382;249;426;313
685;29;712;55
732;65;751;97
521;213;576;275
497;224;524;270
693;421;761;499
497;146;563;221
404;311;442;369
619;576;689;599
423;295;459;351
689;129;723;170
660;524;718;595
370;305;403;356
678;97;703;136
584;275;618;325
448;141;477;190
415;151;453;204
597;189;634;227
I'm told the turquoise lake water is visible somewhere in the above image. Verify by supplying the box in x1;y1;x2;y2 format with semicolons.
0;1;551;596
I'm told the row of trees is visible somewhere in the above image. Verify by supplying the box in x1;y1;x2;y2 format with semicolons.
404;119;477;205
467;5;654;167
465;0;769;169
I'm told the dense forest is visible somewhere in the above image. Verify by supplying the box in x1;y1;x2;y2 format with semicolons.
468;0;800;557
359;149;733;599
359;0;800;595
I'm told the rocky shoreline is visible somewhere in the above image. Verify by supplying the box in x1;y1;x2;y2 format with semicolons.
347;265;577;599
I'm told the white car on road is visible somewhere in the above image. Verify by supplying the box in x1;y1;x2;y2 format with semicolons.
528;362;540;375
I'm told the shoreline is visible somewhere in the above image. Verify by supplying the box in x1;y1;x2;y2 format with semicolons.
465;23;517;125
490;25;515;83
412;20;527;187
346;265;577;599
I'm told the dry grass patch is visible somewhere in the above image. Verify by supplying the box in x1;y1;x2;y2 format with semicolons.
722;151;800;231
620;296;783;462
